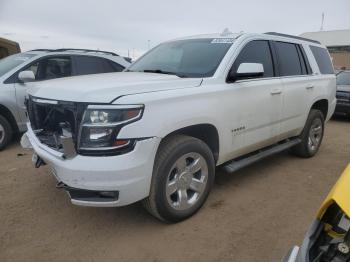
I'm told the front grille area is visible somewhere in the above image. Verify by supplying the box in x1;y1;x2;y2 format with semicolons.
27;96;86;151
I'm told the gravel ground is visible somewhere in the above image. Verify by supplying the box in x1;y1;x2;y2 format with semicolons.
1;118;350;262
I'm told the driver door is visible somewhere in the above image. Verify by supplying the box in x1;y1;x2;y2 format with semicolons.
226;40;283;156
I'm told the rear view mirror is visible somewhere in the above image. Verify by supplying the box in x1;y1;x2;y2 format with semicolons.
18;71;35;83
228;63;264;82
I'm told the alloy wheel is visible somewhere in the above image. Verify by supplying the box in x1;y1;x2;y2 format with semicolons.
0;123;4;144
308;118;323;152
166;152;208;210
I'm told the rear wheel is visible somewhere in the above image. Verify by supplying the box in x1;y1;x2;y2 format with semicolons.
143;135;215;223
290;109;324;158
0;115;13;151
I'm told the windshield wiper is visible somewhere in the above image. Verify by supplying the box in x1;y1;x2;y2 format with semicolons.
143;69;176;75
142;69;187;78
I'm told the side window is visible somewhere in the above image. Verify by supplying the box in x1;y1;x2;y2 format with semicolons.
232;40;274;78
25;56;72;81
298;45;313;75
274;42;303;76
27;63;39;76
73;56;124;76
310;46;334;74
110;61;125;72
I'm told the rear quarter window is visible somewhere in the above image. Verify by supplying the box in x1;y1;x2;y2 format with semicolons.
73;56;124;76
310;46;334;75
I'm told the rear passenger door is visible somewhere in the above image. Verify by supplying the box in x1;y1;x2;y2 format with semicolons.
71;56;125;76
273;41;313;140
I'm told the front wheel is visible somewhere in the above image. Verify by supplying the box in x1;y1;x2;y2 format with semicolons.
0;115;13;151
143;135;215;223
290;109;325;158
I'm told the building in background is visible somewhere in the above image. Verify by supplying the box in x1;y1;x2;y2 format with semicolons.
0;37;20;59
300;29;350;70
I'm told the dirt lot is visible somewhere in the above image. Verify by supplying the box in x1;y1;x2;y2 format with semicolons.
1;118;350;262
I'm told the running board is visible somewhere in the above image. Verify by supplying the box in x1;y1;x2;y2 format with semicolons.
223;138;302;173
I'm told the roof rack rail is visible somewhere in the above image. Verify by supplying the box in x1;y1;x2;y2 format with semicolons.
264;32;321;44
30;49;53;52
30;48;121;57
50;48;120;56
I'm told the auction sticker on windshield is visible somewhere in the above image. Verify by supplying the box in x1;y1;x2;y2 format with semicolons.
211;38;235;44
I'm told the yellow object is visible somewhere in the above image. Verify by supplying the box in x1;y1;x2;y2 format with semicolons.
324;223;346;238
317;164;350;219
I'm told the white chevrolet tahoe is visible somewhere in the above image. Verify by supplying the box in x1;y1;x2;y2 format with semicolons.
22;32;336;222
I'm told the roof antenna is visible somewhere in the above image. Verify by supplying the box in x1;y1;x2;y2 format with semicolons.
221;28;232;36
320;12;325;31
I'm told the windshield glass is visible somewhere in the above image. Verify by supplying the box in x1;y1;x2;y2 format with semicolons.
0;53;35;78
128;38;234;78
337;71;350;85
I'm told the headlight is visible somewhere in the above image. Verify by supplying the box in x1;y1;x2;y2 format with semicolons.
79;104;143;152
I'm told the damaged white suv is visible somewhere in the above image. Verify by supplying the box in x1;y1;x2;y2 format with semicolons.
22;32;336;222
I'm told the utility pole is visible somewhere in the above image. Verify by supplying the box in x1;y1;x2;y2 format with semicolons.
320;12;325;31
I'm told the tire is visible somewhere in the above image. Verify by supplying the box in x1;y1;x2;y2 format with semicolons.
0;115;13;151
143;135;215;223
290;109;325;158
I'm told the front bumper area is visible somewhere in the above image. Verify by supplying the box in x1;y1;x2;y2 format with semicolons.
335;92;350;115
335;103;350;116
24;124;161;207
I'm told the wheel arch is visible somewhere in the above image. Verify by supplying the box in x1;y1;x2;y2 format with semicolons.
310;99;329;119
161;124;220;164
0;104;19;133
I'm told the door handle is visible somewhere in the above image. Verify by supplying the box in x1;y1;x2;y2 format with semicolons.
306;85;314;90
270;88;282;95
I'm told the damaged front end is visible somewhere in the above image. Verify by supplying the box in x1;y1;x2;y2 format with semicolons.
284;165;350;262
26;96;86;159
24;95;143;160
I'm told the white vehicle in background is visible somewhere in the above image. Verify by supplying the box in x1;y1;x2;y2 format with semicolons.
0;49;130;150
22;32;336;222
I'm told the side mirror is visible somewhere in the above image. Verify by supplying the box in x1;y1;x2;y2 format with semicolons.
228;63;264;82
18;71;35;83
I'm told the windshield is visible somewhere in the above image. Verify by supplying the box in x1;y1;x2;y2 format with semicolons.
0;53;35;78
128;38;234;78
337;71;350;85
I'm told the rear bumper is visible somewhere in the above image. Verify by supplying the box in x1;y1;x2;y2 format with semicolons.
23;123;161;207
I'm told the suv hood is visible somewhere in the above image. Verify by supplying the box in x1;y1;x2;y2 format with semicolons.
27;72;203;103
337;85;350;93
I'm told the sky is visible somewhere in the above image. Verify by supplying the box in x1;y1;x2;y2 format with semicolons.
0;0;349;59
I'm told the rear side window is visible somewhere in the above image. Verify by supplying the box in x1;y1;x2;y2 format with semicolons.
73;56;124;76
310;46;334;74
274;42;303;76
232;40;274;78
